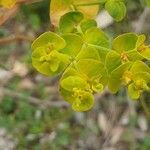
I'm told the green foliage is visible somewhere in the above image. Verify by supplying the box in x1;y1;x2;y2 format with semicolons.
0;96;16;114
140;137;150;150
105;0;126;21
145;0;150;6
31;1;150;111
32;32;70;76
50;0;127;27
59;11;84;33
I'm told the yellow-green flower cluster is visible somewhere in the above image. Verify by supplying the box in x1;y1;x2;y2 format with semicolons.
31;11;150;111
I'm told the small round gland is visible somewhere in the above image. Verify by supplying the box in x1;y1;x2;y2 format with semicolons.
122;71;133;85
134;79;149;91
138;44;147;52
120;52;129;62
46;42;54;54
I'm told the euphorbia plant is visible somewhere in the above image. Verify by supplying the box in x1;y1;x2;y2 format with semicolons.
30;0;150;111
0;0;145;111
0;0;149;111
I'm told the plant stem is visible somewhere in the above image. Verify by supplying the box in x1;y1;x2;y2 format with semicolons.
75;2;101;7
70;4;77;11
88;44;111;52
75;0;125;7
0;34;33;45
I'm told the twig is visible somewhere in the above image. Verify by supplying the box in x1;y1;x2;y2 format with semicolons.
0;0;44;26
0;34;34;45
0;6;19;26
0;87;69;109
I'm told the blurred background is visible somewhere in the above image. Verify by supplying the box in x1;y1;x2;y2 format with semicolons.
0;0;150;149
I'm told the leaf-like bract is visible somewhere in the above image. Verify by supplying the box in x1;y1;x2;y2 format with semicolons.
59;11;84;34
50;0;99;26
31;4;150;111
84;27;110;48
112;33;138;53
105;0;126;21
108;62;132;93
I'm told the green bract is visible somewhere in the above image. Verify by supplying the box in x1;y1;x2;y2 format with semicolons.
106;33;150;75
60;76;89;92
128;73;150;99
108;60;150;97
128;61;150;99
112;33;150;61
72;91;94;112
145;0;150;6
60;75;94;111
112;33;144;61
59;11;84;34
59;67;93;111
50;0;99;26
31;32;70;76
31;8;150;111
84;27;110;48
105;0;126;21
108;62;132;93
59;58;107;111
136;35;150;60
50;0;127;26
61;33;83;58
80;19;97;33
59;11;99;35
